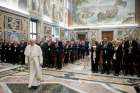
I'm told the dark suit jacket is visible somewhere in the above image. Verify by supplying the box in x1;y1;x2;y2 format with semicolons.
124;40;138;56
113;45;123;61
103;42;113;61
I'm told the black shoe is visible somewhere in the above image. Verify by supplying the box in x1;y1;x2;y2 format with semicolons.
29;86;39;89
95;71;98;73
107;72;110;75
114;74;119;76
124;73;128;76
134;85;140;93
101;71;105;74
130;73;134;76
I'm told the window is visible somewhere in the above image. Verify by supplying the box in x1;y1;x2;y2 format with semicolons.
30;19;37;39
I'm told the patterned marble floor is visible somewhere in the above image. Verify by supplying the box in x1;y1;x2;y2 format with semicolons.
0;59;139;93
0;63;15;70
0;72;137;93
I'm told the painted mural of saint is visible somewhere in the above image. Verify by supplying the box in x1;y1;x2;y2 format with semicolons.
18;0;27;10
32;0;40;11
44;0;52;17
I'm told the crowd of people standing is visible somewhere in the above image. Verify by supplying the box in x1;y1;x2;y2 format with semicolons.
0;35;140;77
0;37;90;70
40;38;90;69
91;36;140;76
0;40;26;65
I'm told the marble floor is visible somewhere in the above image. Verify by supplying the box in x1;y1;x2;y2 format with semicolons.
0;58;139;93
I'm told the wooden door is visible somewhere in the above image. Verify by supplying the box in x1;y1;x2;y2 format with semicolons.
77;33;87;40
102;31;113;41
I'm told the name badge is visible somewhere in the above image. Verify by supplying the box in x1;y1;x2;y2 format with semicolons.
113;53;116;60
105;50;107;54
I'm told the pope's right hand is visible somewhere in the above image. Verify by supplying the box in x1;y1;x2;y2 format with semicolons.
25;56;29;65
25;61;28;65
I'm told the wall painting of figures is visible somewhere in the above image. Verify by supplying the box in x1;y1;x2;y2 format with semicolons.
5;15;22;31
18;0;28;11
72;0;135;26
31;0;40;13
43;0;53;18
44;24;52;38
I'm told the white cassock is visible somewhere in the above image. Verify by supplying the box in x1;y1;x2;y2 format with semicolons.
24;44;43;88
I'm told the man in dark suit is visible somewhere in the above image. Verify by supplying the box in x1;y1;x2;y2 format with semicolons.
50;42;57;68
56;41;64;70
78;41;82;59
3;42;8;63
124;36;138;75
85;39;90;56
64;41;70;64
70;41;75;63
47;40;52;68
19;40;27;65
41;40;48;68
11;42;20;64
112;41;123;76
136;40;140;77
1;42;5;62
102;38;113;74
0;41;2;62
7;42;13;63
81;41;85;60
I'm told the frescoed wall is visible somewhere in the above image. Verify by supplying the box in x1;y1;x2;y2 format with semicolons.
0;12;4;32
18;0;28;11
53;26;60;38
72;28;140;42
43;0;68;25
43;0;53;18
0;0;40;14
0;10;28;42
0;0;28;11
31;0;40;11
0;0;69;26
0;31;3;41
134;28;140;40
43;23;52;38
72;0;135;26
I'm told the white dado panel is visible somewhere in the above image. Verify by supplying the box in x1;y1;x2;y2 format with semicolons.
81;28;138;42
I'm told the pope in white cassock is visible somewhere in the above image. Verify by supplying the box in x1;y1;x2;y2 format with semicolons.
24;40;43;88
